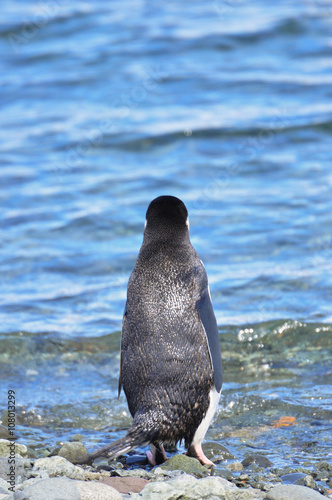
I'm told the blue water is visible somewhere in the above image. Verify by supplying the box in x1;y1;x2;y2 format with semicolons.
0;0;331;474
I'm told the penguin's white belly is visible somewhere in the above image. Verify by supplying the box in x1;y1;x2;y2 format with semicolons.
191;386;220;446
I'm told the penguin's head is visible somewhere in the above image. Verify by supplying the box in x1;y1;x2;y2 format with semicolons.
144;196;189;242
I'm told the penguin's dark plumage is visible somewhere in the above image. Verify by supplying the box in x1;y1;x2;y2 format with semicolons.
89;195;222;466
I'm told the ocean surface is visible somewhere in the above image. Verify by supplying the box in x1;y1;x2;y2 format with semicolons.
0;0;331;473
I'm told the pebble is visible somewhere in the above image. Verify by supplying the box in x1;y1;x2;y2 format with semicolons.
227;461;244;472
0;427;12;440
267;484;325;500
242;455;273;468
57;441;89;464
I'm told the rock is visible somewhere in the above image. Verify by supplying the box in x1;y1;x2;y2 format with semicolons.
17;477;80;500
33;456;85;480
130;473;264;500
280;472;307;484
202;442;235;461
158;454;209;478
110;468;152;480
226;461;244;472
69;434;84;442
0;427;12;440
0;457;28;484
213;468;234;481
267;484;325;499
242;454;273;468
75;480;122;499
126;454;147;466
57;442;89;464
0;441;27;459
0;479;9;492
296;475;316;489
101;475;149;493
1;493;14;500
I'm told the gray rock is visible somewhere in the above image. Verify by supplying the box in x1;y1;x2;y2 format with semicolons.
0;441;27;459
280;472;307;484
75;480;123;499
267;484;325;500
226;461;243;472
131;473;264;500
158;454;209;478
0;427;12;440
242;454;273;468
0;458;28;484
33;456;85;480
69;434;84;442
0;478;14;494
126;454;147;466
16;477;80;500
57;442;89;464
202;442;235;461
296;475;316;489
1;493;14;500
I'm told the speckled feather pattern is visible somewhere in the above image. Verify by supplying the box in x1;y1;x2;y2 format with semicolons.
120;239;214;448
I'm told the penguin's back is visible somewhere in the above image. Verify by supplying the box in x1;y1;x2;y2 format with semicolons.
120;239;214;447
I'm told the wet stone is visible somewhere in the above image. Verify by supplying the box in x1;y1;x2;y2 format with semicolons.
242;454;273;468
280;472;307;484
296;475;316;489
0;426;12;440
213;467;235;481
126;454;147;466
227;461;244;472
158;454;209;478
202;442;235;461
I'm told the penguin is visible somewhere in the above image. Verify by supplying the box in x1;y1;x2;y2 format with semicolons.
89;195;222;466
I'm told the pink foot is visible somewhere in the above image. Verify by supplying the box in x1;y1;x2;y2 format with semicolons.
186;443;215;467
146;443;167;466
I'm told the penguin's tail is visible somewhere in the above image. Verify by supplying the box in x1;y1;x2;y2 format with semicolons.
88;427;148;462
86;414;159;463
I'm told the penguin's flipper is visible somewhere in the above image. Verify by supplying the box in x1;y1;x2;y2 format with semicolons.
118;304;127;398
196;286;222;393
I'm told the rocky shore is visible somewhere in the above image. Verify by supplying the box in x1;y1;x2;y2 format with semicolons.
0;439;331;499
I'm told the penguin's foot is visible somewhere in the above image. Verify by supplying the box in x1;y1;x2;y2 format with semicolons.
146;443;167;466
186;443;215;467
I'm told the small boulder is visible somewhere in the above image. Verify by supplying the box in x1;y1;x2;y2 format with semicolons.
75;480;122;499
18;477;80;500
267;484;325;500
158;454;209;478
57;442;89;464
0;440;27;458
33;456;85;480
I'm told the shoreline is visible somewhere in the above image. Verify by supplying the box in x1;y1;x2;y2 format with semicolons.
0;439;331;499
